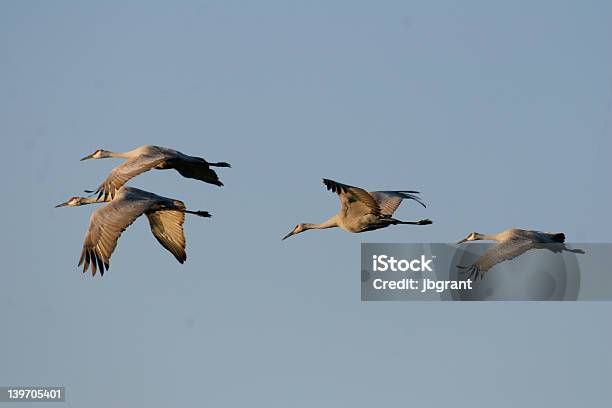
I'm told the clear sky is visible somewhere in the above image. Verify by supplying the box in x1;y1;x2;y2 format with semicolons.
1;1;611;406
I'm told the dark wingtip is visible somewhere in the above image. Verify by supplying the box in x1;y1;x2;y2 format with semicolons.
413;197;426;208
398;191;426;208
410;197;426;208
322;178;338;193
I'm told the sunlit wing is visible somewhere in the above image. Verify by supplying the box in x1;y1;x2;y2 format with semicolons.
78;191;152;276
459;238;536;280
369;191;425;216
90;155;166;200
146;206;187;263
322;178;380;218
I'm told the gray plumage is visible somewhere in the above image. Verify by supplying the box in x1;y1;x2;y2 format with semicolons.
80;145;231;200
55;186;210;276
456;229;584;280
282;178;432;240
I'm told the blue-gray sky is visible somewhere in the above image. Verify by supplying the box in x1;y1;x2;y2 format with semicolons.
1;1;611;406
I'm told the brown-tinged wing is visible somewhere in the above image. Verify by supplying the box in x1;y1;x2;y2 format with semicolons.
322;178;380;217
78;191;153;276
459;238;536;280
369;191;426;216
90;155;166;200
146;204;187;264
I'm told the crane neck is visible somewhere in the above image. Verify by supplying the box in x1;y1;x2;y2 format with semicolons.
477;233;499;242
81;196;109;205
106;151;132;158
304;216;338;231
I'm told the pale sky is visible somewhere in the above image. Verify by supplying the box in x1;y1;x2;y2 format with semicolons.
1;1;611;406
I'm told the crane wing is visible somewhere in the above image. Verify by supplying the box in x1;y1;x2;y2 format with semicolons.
369;191;426;216
322;178;381;217
90;155;166;200
172;158;224;187
146;205;187;264
78;191;153;276
459;238;536;280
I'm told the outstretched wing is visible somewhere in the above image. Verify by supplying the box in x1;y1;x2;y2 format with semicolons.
172;158;224;187
146;205;187;264
322;178;380;217
89;155;166;201
78;191;153;276
369;191;426;216
459;238;536;280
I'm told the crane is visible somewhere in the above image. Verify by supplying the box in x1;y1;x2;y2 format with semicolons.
55;186;210;276
80;145;231;200
282;178;432;240
456;229;585;280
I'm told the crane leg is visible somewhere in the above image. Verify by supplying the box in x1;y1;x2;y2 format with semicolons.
391;218;432;226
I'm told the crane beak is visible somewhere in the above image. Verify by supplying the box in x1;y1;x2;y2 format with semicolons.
55;201;69;208
281;230;295;241
80;153;95;161
457;238;469;244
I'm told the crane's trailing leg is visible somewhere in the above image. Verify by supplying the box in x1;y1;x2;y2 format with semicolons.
208;161;231;168
183;210;211;217
390;218;433;226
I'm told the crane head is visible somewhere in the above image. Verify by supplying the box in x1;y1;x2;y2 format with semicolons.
282;224;305;240
55;196;87;207
80;149;110;161
457;232;483;244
